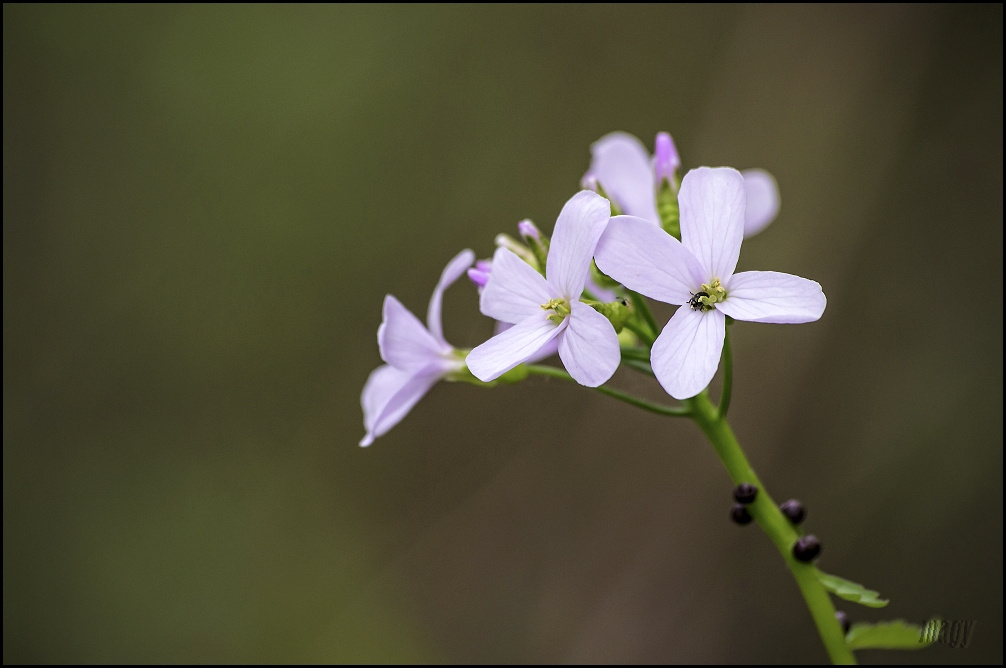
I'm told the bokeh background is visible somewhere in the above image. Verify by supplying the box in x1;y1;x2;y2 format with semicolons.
4;5;1002;663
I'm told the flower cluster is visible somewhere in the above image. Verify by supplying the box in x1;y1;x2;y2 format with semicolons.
361;131;825;445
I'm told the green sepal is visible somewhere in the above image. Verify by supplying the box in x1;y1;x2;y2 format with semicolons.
594;182;623;217
523;234;550;275
816;570;889;608
656;181;680;239
494;234;541;273
446;361;528;387
588;298;632;333
589;259;620;290
846;620;938;650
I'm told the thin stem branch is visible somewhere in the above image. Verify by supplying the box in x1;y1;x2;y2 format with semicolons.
622;359;654;376
718;325;733;419
525;364;689;417
623;321;654;346
627;291;658;345
684;392;856;665
619;345;651;361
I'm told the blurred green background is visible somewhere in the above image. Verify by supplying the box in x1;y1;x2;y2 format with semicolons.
4;5;1001;663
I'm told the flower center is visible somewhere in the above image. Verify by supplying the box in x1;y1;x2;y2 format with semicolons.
541;298;571;324
688;278;727;312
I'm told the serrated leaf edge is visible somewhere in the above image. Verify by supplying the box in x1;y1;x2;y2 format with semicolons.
816;570;890;608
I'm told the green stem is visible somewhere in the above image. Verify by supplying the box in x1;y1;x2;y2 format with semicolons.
718;325;733;419
623;321;654;346
619;345;651;361
627;291;659;345
622;359;654;377
684;392;856;665
525;365;689;417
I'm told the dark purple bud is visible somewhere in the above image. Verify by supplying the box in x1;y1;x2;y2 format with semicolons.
793;535;822;562
730;503;752;525
835;610;850;635
733;483;758;504
780;499;806;525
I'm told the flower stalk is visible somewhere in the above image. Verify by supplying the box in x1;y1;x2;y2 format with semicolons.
524;353;855;663
685;392;856;664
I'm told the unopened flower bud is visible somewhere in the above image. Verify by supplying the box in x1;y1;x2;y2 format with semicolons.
792;535;822;562
835;610;850;635
589;297;632;333
733;483;758;504
517;219;550;270
730;503;753;525
517;219;541;242
780;499;806;525
653;134;681;238
467;267;490;289
653;132;680;185
580;171;599;192
494;233;538;269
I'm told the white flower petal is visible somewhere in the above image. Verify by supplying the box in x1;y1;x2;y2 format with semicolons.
427;249;476;345
466;314;564;382
589;132;660;224
651;306;725;400
480;247;553;324
546;190;611;299
360;364;443;447
378;295;449;370
679;167;746;280
742;169;780;238
494;321;560;362
595;215;707;305
558;301;620;387
719;271;826;323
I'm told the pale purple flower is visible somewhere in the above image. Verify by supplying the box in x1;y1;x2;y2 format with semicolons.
360;250;475;447
595;167;825;400
588;131;780;237
466;191;620;387
468;259;562;362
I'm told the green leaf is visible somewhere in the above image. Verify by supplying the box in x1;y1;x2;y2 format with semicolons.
846;620;937;650
816;570;889;608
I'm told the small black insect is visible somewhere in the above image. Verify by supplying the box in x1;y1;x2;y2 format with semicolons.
688;291;710;311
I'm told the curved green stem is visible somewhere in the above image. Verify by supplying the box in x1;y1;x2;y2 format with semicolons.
684;392;855;665
627;290;658;345
718;325;733;419
525;364;689;417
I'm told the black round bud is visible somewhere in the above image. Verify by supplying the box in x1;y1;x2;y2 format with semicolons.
733;483;758;504
835;610;850;635
730;503;753;525
793;535;822;561
780;499;806;525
